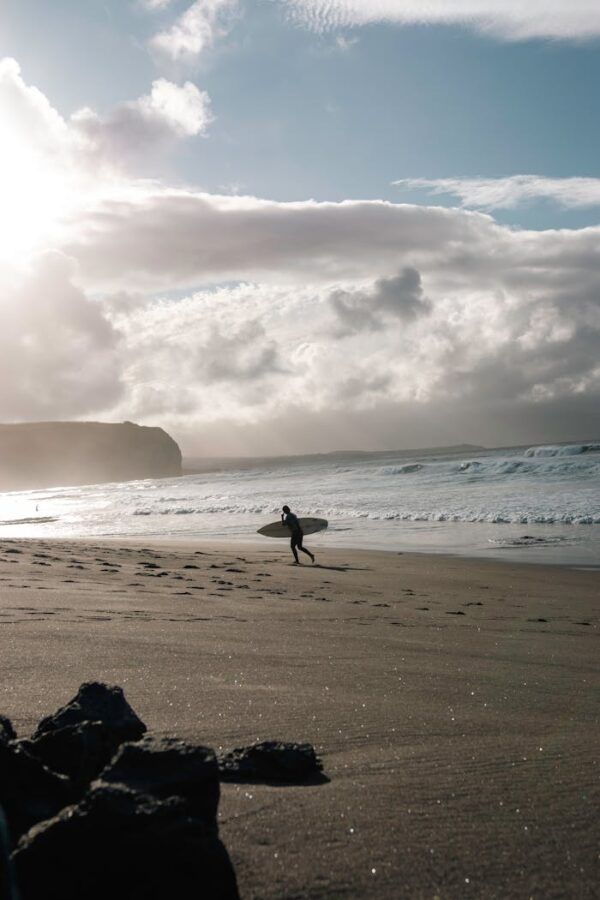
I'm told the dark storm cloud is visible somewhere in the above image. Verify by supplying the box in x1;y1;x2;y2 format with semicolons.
330;267;430;334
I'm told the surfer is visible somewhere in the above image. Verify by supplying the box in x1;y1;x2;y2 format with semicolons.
281;505;315;565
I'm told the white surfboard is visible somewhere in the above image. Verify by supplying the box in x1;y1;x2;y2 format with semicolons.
257;517;328;538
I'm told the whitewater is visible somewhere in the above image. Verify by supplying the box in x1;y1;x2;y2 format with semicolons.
1;442;599;565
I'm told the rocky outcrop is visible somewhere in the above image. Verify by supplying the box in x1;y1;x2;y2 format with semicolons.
1;682;326;899
0;742;74;841
0;421;182;490
33;682;147;743
3;682;240;899
218;740;325;784
13;783;239;900
0;716;16;744
19;722;125;790
100;737;220;825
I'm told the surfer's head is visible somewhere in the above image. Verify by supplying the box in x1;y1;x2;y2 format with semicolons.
282;505;290;513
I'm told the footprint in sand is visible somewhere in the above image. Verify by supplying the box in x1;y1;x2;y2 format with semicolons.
528;617;548;623
446;610;466;616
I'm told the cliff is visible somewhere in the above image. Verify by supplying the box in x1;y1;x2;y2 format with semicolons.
0;422;182;491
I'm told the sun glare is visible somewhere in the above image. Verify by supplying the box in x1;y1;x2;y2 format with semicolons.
0;121;77;262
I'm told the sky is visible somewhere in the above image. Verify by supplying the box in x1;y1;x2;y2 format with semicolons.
0;0;598;455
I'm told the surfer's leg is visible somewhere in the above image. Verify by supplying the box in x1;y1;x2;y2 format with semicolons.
300;546;315;563
297;533;315;563
290;536;299;563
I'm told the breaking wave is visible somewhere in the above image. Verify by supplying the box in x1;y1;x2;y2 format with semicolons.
524;443;600;458
379;463;424;475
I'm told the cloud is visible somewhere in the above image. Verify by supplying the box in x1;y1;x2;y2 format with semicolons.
0;253;123;419
282;1;600;41
105;260;600;453
395;175;600;210
142;0;174;9
196;321;284;383
1;59;599;452
330;267;430;334
66;191;496;290
150;0;239;62
334;34;359;51
72;78;212;168
0;58;213;263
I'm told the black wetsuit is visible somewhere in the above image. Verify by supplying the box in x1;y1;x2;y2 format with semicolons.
283;512;313;562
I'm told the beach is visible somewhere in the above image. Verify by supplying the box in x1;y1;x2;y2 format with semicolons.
1;538;598;898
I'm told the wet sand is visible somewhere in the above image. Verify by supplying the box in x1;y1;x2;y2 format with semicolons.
0;538;598;898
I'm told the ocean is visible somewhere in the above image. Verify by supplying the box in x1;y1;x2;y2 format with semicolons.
1;442;599;566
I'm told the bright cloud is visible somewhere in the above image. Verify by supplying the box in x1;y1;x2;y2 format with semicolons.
150;0;239;61
394;175;600;210
283;0;600;41
106;256;600;452
0;58;211;262
72;78;212;166
0;58;79;261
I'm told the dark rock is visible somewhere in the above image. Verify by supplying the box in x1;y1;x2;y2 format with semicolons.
0;807;19;900
21;721;124;789
0;716;16;744
33;682;146;743
13;783;239;900
218;741;324;784
0;742;73;844
99;736;220;826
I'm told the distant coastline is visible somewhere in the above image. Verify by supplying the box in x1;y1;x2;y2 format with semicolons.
183;443;486;475
182;438;599;475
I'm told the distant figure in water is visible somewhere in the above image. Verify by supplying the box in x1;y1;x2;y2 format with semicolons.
282;505;315;565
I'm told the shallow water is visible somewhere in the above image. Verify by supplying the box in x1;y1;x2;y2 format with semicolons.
1;441;598;566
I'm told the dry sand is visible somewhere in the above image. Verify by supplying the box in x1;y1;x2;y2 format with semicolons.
0;538;598;898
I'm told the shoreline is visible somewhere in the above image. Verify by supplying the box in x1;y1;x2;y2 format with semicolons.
1;538;598;898
5;531;599;571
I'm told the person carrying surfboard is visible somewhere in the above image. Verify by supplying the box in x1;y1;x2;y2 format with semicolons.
282;505;315;565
